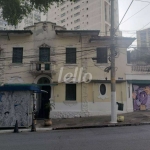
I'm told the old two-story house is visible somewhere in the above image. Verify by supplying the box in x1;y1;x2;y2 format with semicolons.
0;22;135;123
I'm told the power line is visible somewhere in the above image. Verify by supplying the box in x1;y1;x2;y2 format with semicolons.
116;0;134;31
134;0;150;3
121;3;150;24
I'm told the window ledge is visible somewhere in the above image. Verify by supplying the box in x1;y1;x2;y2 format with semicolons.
126;64;132;66
9;63;23;67
95;63;109;66
64;64;77;66
63;101;77;104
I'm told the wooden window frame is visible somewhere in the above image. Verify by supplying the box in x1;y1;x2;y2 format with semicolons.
12;47;23;63
97;47;108;63
66;48;76;64
66;84;76;101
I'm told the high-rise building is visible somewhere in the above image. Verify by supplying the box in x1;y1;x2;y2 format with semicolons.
47;0;119;35
136;28;150;48
17;10;41;30
0;9;41;30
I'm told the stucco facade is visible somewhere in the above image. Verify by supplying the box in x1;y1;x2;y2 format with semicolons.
0;22;135;118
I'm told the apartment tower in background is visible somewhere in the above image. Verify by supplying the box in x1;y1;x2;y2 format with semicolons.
136;28;150;48
47;0;119;35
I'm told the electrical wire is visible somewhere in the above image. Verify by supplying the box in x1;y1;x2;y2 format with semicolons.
115;0;134;31
121;3;150;24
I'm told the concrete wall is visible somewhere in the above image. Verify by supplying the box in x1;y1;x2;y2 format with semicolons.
51;82;128;118
0;91;32;127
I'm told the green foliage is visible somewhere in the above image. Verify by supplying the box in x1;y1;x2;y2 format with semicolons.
45;102;55;112
45;102;55;119
130;47;150;64
0;0;75;26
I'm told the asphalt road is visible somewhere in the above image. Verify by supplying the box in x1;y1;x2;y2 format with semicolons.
0;125;150;150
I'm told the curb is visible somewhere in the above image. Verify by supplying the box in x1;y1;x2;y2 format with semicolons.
52;122;150;130
1;122;150;133
0;128;52;134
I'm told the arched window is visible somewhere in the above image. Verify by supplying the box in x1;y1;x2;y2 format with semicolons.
38;77;50;84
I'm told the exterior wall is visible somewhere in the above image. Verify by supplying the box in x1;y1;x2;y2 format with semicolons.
51;82;128;118
126;83;133;112
0;91;32;127
0;22;134;118
87;82;127;116
47;0;119;35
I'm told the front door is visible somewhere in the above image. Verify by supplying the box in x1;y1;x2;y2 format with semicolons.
39;86;51;118
37;77;51;119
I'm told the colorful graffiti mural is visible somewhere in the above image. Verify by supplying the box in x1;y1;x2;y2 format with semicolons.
133;85;150;110
0;91;31;127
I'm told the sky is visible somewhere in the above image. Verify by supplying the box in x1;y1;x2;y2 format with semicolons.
118;0;150;38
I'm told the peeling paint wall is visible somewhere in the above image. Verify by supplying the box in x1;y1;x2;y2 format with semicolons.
0;91;31;127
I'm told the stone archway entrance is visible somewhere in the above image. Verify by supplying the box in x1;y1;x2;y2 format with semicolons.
37;77;51;119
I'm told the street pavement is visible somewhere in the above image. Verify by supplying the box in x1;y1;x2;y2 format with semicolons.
1;125;150;150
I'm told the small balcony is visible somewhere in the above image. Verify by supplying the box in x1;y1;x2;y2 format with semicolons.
132;65;150;72
30;61;56;75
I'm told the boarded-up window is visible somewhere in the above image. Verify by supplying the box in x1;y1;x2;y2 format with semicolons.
66;84;76;101
12;48;23;63
66;48;76;64
97;48;107;63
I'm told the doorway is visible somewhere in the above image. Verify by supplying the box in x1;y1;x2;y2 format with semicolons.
37;77;51;119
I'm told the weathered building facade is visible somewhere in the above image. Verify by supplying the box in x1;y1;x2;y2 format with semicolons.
0;22;135;119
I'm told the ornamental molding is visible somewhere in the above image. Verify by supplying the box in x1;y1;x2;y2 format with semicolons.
39;43;50;48
43;22;48;31
98;84;109;100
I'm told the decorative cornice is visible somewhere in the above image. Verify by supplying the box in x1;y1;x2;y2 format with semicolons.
39;43;50;48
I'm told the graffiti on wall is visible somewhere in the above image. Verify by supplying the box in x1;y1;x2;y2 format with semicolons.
133;85;150;110
0;91;30;127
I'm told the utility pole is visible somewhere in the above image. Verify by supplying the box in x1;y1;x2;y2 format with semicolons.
110;0;117;123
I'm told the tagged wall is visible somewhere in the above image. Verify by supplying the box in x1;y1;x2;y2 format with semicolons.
133;85;150;110
0;91;31;127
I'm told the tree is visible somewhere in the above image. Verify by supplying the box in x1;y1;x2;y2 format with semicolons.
130;47;150;65
0;0;74;26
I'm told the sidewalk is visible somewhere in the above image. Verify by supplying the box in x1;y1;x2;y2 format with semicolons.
46;111;150;130
1;111;150;133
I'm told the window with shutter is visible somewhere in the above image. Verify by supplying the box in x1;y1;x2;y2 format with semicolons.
66;48;76;64
39;48;50;70
66;84;76;101
12;48;23;63
39;48;50;62
97;48;107;63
